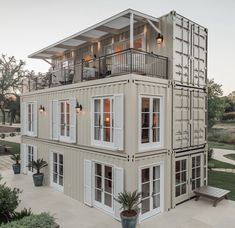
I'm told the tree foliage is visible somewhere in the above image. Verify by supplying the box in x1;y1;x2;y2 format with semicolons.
0;55;26;124
208;78;225;128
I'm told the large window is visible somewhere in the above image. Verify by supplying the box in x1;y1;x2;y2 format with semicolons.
59;100;70;139
140;96;162;151
93;97;114;145
92;95;123;150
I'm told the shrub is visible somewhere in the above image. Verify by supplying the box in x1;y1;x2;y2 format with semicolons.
1;134;5;139
0;213;55;228
9;133;16;137
11;208;32;221
0;177;21;224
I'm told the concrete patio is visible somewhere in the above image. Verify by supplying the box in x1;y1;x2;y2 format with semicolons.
1;170;235;228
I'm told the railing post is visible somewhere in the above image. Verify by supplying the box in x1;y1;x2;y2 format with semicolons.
35;77;38;90
98;57;101;78
130;49;133;73
81;59;84;82
49;73;52;88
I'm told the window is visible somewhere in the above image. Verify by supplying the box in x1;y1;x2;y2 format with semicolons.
27;146;34;172
140;96;162;151
50;98;76;143
59;100;70;139
92;95;123;150
93;97;114;145
28;103;34;133
51;152;64;192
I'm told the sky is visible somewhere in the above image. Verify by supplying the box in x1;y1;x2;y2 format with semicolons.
0;0;234;95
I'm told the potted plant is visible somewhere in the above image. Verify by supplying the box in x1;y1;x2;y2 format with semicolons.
115;190;142;228
28;158;48;187
10;153;21;174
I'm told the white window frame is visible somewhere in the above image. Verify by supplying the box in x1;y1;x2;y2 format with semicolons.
91;96;115;149
50;150;64;192
27;102;37;136
138;162;164;222
59;100;71;142
139;95;164;152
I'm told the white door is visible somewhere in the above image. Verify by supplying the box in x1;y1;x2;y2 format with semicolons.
175;154;203;204
189;154;202;197
175;157;189;204
140;164;163;221
94;163;114;213
51;152;64;192
26;145;37;175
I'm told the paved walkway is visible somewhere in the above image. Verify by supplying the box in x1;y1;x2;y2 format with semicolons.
2;170;235;228
0;135;21;143
212;148;235;165
0;155;13;171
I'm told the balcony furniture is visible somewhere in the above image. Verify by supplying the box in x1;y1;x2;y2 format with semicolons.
194;186;230;207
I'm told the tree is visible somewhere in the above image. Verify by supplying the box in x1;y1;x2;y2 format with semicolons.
7;95;20;125
208;78;225;128
0;55;25;124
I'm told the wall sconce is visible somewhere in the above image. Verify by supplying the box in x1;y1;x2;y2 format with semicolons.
156;33;163;44
76;102;82;113
39;105;45;113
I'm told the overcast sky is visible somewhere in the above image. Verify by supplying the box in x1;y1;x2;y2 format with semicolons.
0;0;234;95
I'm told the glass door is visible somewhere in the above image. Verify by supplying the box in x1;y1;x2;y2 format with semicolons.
140;164;162;221
94;163;113;213
27;145;34;174
175;157;189;204
189;154;202;196
51;152;64;192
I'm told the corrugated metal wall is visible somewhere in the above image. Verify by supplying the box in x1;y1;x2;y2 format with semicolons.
173;87;207;150
172;12;207;88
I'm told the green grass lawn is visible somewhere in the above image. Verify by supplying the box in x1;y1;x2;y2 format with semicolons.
0;140;20;155
224;154;235;161
208;141;235;150
209;158;235;169
208;170;235;201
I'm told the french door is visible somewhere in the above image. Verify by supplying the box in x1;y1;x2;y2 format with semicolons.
140;164;163;221
27;145;36;174
94;163;114;213
175;154;203;204
51;152;64;192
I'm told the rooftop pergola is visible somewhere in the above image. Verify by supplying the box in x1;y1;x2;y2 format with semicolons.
28;9;161;61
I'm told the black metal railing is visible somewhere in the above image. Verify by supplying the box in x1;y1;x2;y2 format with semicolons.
22;49;168;93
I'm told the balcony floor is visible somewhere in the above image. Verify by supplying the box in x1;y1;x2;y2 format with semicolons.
2;170;235;228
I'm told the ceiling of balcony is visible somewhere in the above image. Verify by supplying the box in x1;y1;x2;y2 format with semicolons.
29;9;159;59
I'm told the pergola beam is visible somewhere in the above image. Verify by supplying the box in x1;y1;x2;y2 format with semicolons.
147;19;161;34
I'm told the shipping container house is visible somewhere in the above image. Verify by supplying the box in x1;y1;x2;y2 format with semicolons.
21;9;208;221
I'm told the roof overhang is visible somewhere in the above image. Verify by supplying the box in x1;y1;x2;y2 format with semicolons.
28;9;160;59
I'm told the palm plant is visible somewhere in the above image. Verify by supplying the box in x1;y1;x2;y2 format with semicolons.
10;153;20;164
28;159;48;174
115;190;142;216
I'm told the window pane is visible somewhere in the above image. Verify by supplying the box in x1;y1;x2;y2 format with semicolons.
61;125;65;136
142;98;150;112
59;175;63;186
94;99;101;112
141;129;149;143
153;180;160;194
105;179;112;194
66;114;70;125
95;189;102;202
152;128;160;142
153;194;160;209
153;166;160;180
175;173;180;185
104;98;110;112
141;198;150;214
95;176;102;189
103;127;111;142
105;166;112;179
141;168;149;183
66;102;70;113
59;165;63;175
181;171;186;182
175;161;180;172
94;113;100;126
141;113;150;128
182;183;186;194
181;160;186;171
94;127;101;140
60;102;64;112
142;183;150;198
153;98;160;112
53;153;57;163
61;114;65;124
104;193;112;207
95;163;102;176
103;113;111;127
59;154;63;164
175;186;180;197
53;173;57;183
66;125;70;136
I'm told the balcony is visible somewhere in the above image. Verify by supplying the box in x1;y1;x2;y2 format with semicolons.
22;48;168;92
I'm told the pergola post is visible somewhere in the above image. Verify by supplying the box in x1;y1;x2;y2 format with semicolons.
130;13;134;48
